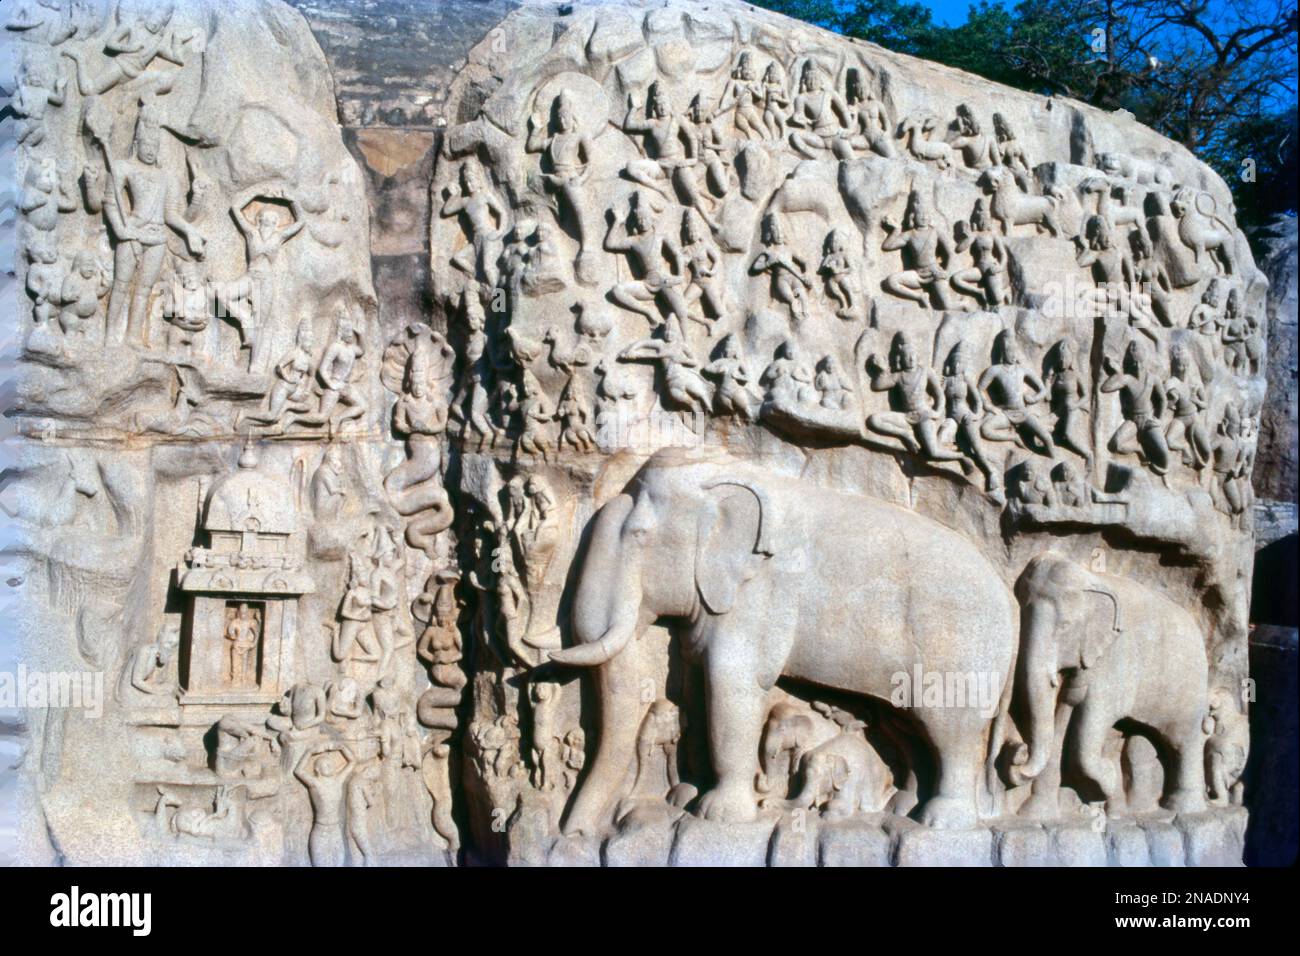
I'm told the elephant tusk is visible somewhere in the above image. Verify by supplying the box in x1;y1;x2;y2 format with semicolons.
547;622;636;667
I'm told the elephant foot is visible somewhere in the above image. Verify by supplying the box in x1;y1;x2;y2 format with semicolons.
696;781;759;824
1161;789;1207;815
918;795;977;829
1016;790;1061;820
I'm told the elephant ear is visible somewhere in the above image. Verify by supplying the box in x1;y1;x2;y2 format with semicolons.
1079;585;1124;670
829;754;851;792
695;479;774;615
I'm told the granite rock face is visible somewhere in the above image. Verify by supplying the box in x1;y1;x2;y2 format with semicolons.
1;0;1272;867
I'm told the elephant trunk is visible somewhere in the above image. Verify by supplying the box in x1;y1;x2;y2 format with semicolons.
1008;602;1058;786
551;494;648;836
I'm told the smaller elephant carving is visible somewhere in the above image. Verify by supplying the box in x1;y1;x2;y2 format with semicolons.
1203;687;1248;807
756;701;839;801
1010;552;1209;818
784;729;895;819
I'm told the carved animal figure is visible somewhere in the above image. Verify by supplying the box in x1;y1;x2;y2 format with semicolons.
550;448;1016;834
978;167;1061;236
1171;190;1237;276
1095;151;1173;189
785;730;896;818
1008;553;1209;818
1203;686;1248;807
756;701;839;800
897;115;955;169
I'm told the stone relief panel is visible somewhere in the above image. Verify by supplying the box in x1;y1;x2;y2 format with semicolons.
4;0;450;866
429;0;1266;866
1;0;1269;867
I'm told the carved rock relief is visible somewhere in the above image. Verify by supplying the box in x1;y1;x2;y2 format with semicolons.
3;0;1266;866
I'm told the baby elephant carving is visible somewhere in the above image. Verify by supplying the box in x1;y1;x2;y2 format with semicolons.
785;730;895;820
1203;687;1248;807
756;701;838;801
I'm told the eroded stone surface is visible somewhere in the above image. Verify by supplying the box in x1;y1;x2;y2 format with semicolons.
3;0;1271;867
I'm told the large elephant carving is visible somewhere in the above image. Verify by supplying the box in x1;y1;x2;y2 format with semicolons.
548;448;1016;834
1009;553;1209;816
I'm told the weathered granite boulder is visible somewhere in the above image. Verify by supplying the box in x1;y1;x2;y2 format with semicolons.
1;0;1275;867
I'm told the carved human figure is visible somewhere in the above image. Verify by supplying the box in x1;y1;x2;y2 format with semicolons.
680;209;728;323
13;53;66;147
866;332;966;464
622;82;718;230
159;259;212;352
92;99;205;345
1100;339;1171;475
945;104;996;169
556;374;598;454
20;157;74;237
526;89;597;283
685;93;731;198
762;339;816;407
939;342;1000;495
840;67;894;158
24;233;63;346
605;191;691;334
991;113;1030;183
1125;227;1174;329
1045;337;1093;470
240;320;316;430
221;192;306;371
760;62;791;140
1209;404;1251;519
819;228;866;320
978;330;1056;456
311;442;347;521
441;162;507;287
881;191;962;311
223;603;260;687
63;3;197;96
334;549;379;666
118;622;181;703
750;213;811;323
344;759;382;866
951;198;1011;308
288;305;366;433
618;324;712;415
1220;287;1257;375
704;335;762;421
1015;458;1056;507
1164;341;1211;470
516;369;555;461
631;699;685;798
1189;278;1226;339
787;60;850;158
815;355;853;411
718;51;765;139
528;681;563;792
294;742;354;867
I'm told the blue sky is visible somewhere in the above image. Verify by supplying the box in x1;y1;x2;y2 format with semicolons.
926;0;1003;25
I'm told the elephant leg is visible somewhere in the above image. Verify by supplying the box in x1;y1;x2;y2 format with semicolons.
1160;723;1208;814
1020;700;1073;819
917;715;982;828
1074;705;1123;811
696;639;764;824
